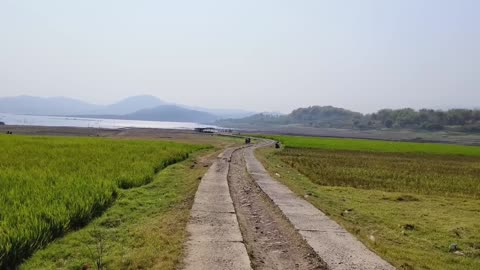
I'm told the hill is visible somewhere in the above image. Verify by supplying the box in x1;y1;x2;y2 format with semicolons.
180;105;255;119
0;95;251;121
289;106;362;128
216;106;362;128
0;95;168;116
81;105;218;123
122;105;219;123
217;106;480;132
0;96;102;115
92;95;167;115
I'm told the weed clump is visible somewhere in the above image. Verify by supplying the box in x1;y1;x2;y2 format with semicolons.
396;195;419;202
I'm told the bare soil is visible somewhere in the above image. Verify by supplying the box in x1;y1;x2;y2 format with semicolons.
228;147;326;270
0;125;231;145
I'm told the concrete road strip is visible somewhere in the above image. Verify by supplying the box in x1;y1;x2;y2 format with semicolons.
183;146;252;270
244;141;395;270
184;140;394;270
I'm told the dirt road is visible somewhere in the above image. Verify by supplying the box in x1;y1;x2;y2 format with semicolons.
183;141;394;270
228;146;326;270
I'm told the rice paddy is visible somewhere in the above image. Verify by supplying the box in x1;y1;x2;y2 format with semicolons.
256;135;480;269
263;135;480;156
280;148;480;198
0;134;207;268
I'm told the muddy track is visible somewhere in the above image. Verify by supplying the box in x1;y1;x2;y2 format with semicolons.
228;147;327;270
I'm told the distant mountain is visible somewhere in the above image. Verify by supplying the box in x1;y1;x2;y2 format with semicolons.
92;95;167;115
123;105;218;123
218;105;480;133
180;105;255;119
289;106;362;128
216;113;289;127
258;111;285;117
0;94;259;125
0;95;253;121
0;95;102;115
81;105;218;123
216;105;362;128
0;95;168;116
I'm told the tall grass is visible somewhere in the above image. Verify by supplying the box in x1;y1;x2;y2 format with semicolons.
279;148;480;198
0;135;206;268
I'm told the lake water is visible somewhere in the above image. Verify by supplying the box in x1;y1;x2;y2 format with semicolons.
0;113;220;130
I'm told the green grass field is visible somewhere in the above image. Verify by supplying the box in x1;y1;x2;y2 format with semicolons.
263;135;480;156
256;135;480;269
0;135;207;268
21;148;216;270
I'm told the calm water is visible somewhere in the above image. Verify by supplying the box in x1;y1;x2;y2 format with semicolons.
0;113;220;130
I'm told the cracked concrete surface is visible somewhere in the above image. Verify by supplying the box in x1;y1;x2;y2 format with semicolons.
183;147;252;270
183;141;394;270
228;146;326;270
244;141;395;270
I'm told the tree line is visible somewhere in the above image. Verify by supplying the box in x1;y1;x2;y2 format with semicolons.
357;108;480;131
217;106;480;132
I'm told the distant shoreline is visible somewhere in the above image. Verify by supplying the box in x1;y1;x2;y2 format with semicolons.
244;126;480;146
0;125;218;140
0;113;220;130
2;124;480;146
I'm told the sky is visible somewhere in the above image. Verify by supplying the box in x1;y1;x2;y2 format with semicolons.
1;0;479;113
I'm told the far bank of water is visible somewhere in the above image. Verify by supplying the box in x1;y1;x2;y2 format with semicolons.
0;113;220;130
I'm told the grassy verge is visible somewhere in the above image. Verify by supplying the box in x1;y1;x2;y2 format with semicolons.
21;148;217;269
256;145;480;270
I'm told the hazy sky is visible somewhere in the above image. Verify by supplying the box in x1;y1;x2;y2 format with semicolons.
1;0;479;113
